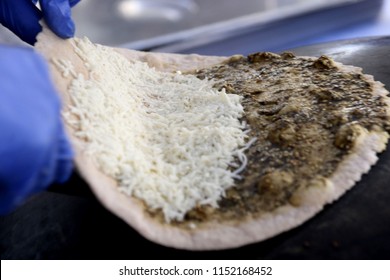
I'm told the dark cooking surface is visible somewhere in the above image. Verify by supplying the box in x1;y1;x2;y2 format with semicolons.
1;37;390;259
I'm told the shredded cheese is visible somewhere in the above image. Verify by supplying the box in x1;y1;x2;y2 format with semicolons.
57;37;250;222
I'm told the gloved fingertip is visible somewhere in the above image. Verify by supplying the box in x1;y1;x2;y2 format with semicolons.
42;0;76;38
52;20;76;38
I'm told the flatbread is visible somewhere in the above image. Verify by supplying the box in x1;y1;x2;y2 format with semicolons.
35;27;390;250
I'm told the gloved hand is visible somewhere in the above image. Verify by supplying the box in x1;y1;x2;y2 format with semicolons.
0;0;80;45
0;45;74;214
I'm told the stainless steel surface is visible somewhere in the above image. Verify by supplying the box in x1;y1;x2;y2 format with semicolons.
71;0;361;48
155;0;384;55
0;0;380;50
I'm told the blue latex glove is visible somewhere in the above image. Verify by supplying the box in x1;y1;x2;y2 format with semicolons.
0;0;80;45
0;45;74;214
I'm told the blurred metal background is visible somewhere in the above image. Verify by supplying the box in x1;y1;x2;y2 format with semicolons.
0;0;388;54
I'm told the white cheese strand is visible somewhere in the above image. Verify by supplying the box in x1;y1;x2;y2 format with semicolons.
59;37;250;222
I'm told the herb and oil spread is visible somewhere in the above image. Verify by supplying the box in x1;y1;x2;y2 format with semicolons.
164;52;390;227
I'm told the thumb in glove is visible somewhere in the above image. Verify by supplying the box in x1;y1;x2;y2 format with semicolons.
0;0;80;45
